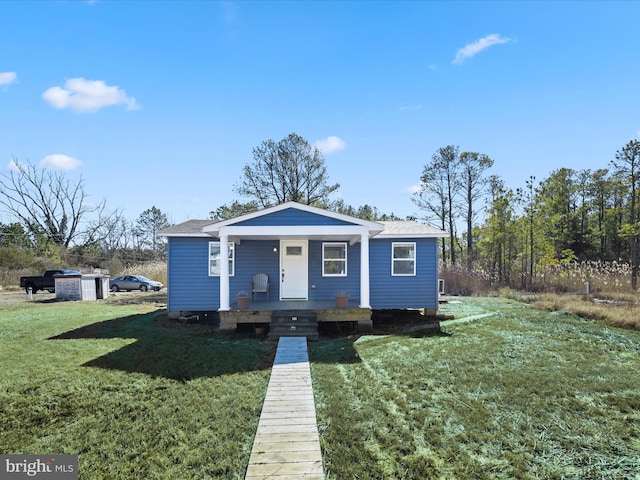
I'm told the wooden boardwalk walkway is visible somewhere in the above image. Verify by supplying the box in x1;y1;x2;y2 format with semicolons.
245;337;324;479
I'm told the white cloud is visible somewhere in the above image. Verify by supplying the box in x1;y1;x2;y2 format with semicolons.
453;34;512;65
42;77;139;113
405;184;422;195
398;105;423;112
7;159;25;173
219;1;239;23
314;136;346;154
40;154;82;170
0;71;17;87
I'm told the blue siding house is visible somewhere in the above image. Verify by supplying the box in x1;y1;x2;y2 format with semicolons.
159;202;447;329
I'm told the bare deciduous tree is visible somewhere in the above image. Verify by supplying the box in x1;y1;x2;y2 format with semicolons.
209;200;259;221
84;208;135;255
235;133;339;208
0;159;104;248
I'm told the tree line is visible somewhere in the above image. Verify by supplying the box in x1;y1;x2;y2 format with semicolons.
2;133;640;290
415;140;640;290
0;133;399;274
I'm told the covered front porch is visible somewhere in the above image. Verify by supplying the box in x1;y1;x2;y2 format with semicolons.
202;205;384;313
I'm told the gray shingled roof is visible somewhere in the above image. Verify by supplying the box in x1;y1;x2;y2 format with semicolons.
159;218;446;237
158;219;214;236
378;221;447;237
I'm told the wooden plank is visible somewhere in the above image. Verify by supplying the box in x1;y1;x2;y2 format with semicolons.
251;432;320;444
257;418;318;427
267;378;313;385
259;409;317;418
260;408;316;417
249;450;323;465
256;423;319;435
250;441;321;453
245;461;324;477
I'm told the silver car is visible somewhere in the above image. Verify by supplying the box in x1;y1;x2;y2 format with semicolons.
109;275;164;292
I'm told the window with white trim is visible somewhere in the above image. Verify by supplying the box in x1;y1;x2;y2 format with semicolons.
322;242;347;276
392;242;416;276
209;241;235;276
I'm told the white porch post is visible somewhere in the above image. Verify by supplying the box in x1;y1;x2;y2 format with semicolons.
219;232;230;311
359;232;370;308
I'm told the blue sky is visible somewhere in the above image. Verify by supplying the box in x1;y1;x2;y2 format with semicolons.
2;1;639;226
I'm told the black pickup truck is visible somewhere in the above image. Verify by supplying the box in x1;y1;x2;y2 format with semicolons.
19;270;81;294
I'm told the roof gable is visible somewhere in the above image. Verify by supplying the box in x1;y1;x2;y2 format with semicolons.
234;207;356;227
206;201;382;230
201;202;384;242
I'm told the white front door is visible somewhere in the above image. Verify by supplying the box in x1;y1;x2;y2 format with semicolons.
280;240;308;299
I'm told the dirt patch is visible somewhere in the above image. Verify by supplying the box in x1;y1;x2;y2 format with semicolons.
0;291;56;306
592;297;637;307
105;289;167;307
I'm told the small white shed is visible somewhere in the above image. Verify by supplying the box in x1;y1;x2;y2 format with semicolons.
55;274;110;301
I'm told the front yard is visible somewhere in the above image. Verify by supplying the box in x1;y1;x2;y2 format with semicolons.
0;293;274;479
311;297;640;479
1;293;638;479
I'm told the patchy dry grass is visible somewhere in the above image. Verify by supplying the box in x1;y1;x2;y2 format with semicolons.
510;292;640;331
310;297;640;479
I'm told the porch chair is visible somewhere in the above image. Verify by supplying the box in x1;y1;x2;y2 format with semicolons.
251;273;269;301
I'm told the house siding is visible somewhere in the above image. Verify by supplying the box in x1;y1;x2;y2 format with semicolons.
167;237;219;312
369;237;439;310
308;240;361;301
234;239;280;300
168;238;285;311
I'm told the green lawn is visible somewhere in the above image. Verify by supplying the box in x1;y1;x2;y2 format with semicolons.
2;295;639;479
0;295;274;479
310;297;640;479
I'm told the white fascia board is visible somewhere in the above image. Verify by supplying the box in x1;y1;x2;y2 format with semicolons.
375;232;449;239
159;232;212;238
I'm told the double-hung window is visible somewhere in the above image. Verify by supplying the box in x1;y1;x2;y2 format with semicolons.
392;242;416;276
322;242;347;276
209;241;235;276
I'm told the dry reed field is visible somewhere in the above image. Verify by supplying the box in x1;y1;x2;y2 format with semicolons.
442;261;640;330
